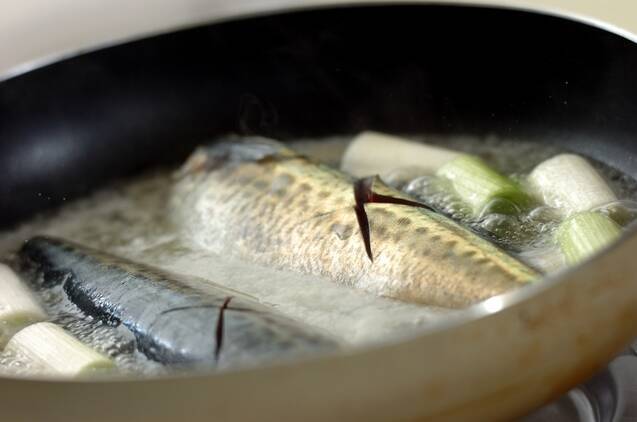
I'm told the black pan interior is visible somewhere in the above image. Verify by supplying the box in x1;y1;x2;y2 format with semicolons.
1;4;636;228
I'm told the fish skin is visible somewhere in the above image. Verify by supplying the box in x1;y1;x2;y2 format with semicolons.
18;236;337;369
171;137;538;309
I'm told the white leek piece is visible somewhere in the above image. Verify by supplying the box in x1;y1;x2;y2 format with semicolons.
5;322;114;377
0;264;47;348
556;212;621;265
529;154;617;215
436;155;532;216
340;131;460;178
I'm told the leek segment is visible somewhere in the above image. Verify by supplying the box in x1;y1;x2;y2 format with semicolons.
556;212;621;265
529;154;617;215
340;132;530;217
5;322;114;377
340;131;460;178
0;264;47;348
436;155;531;216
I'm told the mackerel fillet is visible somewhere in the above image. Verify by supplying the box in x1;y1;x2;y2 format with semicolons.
171;138;538;308
19;236;336;369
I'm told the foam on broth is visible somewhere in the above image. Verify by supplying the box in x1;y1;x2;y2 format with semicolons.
1;134;636;377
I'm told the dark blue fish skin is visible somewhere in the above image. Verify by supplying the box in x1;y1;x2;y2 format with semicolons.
19;236;336;369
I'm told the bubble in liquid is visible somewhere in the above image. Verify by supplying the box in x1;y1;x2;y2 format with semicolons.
2;135;637;378
403;175;472;221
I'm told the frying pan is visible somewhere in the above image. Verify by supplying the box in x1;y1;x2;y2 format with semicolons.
1;3;637;421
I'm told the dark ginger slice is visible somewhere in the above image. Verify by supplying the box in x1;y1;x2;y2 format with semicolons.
353;177;435;262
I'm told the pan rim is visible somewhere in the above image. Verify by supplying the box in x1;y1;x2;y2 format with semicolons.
2;0;637;83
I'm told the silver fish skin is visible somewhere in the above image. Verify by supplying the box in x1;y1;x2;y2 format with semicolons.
18;236;337;370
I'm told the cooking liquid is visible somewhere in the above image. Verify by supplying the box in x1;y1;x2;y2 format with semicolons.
1;134;636;377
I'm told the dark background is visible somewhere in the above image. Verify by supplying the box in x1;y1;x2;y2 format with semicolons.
1;4;636;227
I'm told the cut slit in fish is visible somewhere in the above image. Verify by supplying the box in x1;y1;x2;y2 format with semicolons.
17;236;338;370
